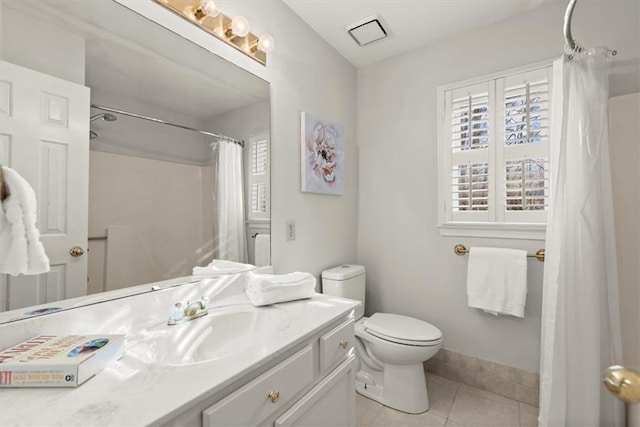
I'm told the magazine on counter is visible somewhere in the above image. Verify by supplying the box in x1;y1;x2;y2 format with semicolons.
0;334;125;387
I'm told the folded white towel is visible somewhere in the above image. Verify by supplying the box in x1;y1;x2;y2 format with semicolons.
254;234;270;267
192;259;255;276
245;271;316;306
0;167;50;276
466;247;527;318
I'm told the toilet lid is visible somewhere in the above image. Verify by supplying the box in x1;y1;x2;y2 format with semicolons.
363;313;442;343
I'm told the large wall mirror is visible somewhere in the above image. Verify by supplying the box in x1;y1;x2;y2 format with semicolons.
0;1;270;321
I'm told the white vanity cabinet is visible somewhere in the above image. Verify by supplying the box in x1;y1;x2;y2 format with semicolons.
274;355;356;427
202;346;315;426
0;283;360;426
162;317;356;427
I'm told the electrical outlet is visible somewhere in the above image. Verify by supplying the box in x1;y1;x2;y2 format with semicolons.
286;219;296;241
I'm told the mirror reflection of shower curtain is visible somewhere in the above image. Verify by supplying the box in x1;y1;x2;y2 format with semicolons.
211;139;248;263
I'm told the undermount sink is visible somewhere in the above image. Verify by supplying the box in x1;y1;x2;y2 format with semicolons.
126;304;291;366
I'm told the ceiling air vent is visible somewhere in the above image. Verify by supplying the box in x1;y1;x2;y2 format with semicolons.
347;16;387;47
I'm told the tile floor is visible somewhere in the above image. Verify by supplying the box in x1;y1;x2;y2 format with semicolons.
356;373;539;427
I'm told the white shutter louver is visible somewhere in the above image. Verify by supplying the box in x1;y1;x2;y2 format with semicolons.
251;182;267;213
252;139;268;176
248;133;270;220
500;68;551;221
503;77;550;147
447;82;493;221
452;162;489;211
505;158;548;211
452;92;490;152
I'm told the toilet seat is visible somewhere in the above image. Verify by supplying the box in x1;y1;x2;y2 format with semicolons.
363;313;442;346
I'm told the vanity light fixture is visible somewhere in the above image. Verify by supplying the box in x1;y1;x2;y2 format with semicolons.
230;16;250;38
154;0;273;65
256;34;275;54
187;0;220;22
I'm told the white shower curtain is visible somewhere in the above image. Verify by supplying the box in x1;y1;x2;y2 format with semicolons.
211;139;248;263
539;48;624;426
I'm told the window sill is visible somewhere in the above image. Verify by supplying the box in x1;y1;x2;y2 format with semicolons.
246;219;271;229
438;222;546;240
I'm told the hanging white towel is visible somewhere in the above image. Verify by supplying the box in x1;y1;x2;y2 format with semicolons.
192;259;255;276
245;271;316;306
0;167;50;276
254;234;270;267
466;247;528;318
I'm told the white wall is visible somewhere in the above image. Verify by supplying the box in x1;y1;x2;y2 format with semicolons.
609;93;640;372
119;0;359;280
88;151;212;292
356;1;640;372
240;3;358;277
609;93;640;426
0;6;85;85
90;88;210;165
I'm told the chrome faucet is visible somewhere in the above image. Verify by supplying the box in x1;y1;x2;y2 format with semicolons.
167;296;209;325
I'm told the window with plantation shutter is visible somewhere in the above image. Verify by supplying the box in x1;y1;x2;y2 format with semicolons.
438;62;553;239
448;81;493;223
248;131;270;220
500;68;551;223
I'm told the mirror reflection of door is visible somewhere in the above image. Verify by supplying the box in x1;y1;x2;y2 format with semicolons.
0;1;270;314
0;60;89;310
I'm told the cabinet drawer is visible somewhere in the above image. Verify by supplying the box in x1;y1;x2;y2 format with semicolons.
275;355;357;427
202;346;314;427
319;319;354;372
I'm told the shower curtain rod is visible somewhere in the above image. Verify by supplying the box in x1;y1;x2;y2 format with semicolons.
563;0;580;53
91;104;244;147
563;0;616;56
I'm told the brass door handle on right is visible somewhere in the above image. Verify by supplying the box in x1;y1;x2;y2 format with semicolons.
69;246;85;257
603;365;640;403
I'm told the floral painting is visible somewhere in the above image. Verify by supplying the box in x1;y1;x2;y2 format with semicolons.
301;112;344;195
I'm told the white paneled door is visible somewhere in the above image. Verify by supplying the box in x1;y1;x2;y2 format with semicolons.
0;60;89;311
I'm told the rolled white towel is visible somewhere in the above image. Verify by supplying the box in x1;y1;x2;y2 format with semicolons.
192;259;255;276
245;271;316;306
0;167;50;276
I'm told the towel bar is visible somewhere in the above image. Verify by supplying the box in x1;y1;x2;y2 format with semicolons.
454;244;545;262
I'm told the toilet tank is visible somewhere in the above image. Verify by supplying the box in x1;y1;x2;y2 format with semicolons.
322;264;365;320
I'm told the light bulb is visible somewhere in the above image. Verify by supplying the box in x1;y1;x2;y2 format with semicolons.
231;16;250;37
200;0;220;17
257;34;275;53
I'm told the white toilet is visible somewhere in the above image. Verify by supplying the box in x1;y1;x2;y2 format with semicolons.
322;264;442;414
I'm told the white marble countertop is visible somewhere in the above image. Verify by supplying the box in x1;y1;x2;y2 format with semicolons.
0;275;359;426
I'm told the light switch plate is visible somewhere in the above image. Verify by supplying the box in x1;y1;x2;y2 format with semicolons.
286;219;296;241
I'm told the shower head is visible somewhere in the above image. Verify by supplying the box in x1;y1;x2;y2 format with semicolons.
90;113;118;122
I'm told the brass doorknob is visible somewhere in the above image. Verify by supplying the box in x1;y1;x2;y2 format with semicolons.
69;246;85;257
340;340;349;349
268;390;280;403
603;365;640;403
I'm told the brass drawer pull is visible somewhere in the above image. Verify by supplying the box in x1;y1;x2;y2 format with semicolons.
268;390;280;403
340;340;349;349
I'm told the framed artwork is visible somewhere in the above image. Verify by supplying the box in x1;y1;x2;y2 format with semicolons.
301;112;345;195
